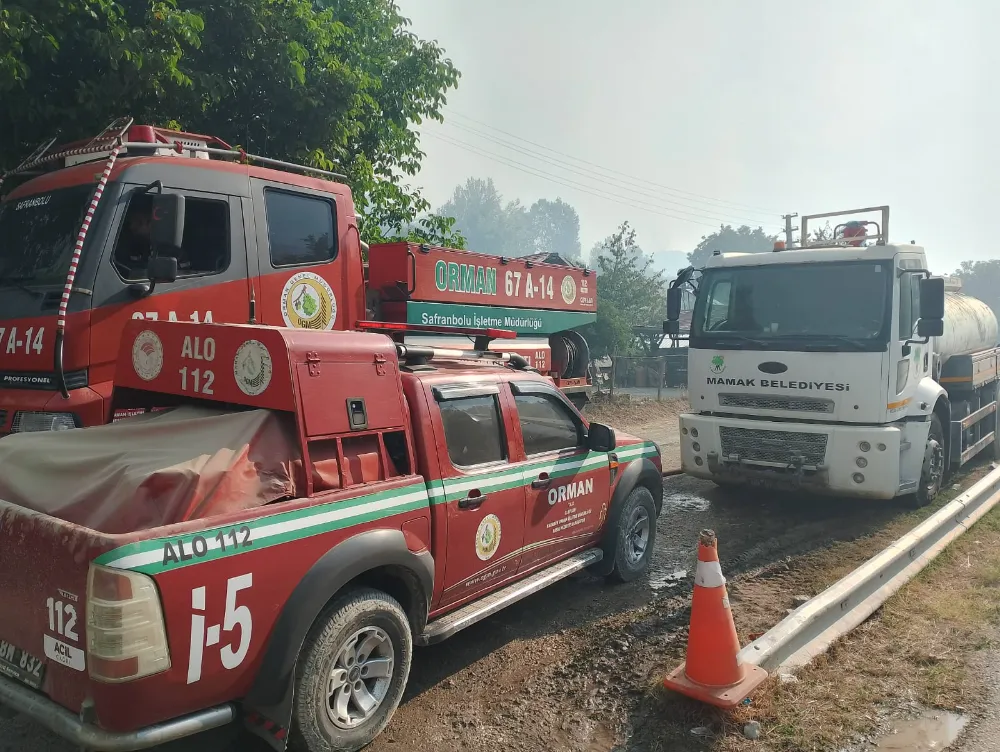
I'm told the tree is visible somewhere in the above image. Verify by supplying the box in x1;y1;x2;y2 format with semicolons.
688;224;779;267
807;221;834;244
581;222;665;358
954;260;1000;323
527;198;581;259
438;177;582;257
0;0;461;246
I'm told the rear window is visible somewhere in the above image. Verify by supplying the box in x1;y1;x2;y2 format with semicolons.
264;190;337;267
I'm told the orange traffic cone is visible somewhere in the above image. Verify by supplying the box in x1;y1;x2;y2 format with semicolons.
663;529;768;708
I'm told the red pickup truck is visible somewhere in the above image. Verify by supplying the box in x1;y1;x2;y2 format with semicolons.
0;319;662;751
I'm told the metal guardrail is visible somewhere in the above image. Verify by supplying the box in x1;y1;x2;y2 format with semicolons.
738;463;1000;672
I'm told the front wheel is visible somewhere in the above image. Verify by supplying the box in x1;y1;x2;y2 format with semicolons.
607;486;658;583
290;588;412;752
904;413;946;509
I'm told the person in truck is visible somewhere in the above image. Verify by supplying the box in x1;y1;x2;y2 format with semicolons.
114;192;227;279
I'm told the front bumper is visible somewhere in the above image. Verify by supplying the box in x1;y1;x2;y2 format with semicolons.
0;674;235;751
679;413;903;499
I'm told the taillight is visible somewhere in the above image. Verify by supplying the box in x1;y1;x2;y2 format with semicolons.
86;565;171;683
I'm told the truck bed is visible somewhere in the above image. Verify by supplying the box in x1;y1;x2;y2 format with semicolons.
0;406;299;533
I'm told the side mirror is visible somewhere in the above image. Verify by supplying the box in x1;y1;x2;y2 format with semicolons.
587;422;616;453
664;320;680;336
666;287;682;321
148;256;178;284
150;193;185;250
919;276;945;320
917;318;944;338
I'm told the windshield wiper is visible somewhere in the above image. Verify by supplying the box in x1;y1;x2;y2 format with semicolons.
0;275;44;297
769;334;873;352
701;334;770;349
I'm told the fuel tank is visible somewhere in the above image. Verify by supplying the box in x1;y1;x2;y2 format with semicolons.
935;292;999;365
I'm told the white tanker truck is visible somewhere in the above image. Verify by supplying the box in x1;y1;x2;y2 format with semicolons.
665;206;1000;506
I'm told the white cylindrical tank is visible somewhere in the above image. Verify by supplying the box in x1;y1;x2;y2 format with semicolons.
934;292;999;365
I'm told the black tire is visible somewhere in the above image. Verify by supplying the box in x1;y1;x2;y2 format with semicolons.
290;588;412;752
904;413;946;509
606;486;658;583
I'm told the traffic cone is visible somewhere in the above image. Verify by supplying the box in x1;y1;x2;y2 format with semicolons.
663;529;768;708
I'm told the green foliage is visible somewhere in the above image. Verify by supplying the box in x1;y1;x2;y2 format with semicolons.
688;223;779;267
437;177;581;257
527;198;581;259
0;0;461;247
581;221;665;358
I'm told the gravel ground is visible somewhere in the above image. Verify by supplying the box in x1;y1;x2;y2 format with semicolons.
953;637;1000;751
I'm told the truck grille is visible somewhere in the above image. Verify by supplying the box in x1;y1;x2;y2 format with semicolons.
719;426;828;467
719;393;834;414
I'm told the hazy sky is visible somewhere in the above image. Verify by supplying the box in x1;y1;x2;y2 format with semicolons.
397;0;998;274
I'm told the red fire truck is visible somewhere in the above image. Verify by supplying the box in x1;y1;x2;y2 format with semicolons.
0;318;661;751
0;118;596;434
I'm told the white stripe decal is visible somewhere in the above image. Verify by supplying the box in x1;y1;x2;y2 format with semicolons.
105;487;430;570
694;559;726;588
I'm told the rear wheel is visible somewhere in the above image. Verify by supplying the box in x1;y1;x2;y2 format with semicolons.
290;589;412;752
904;413;945;509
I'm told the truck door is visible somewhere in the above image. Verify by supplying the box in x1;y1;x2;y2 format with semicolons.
248;180;356;334
509;380;611;572
431;380;527;609
91;186;251;389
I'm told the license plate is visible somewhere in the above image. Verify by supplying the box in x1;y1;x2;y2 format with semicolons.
0;639;45;690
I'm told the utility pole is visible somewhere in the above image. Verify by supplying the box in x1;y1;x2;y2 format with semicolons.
782;213;799;248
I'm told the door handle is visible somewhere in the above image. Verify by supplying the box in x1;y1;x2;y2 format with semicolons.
531;472;551;490
458;490;487;510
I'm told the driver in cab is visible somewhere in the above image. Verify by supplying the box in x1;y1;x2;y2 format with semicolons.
114;194;191;280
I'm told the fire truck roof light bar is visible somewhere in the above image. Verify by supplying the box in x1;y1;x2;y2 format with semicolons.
355;321;518;340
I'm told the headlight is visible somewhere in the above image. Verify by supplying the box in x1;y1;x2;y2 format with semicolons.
11;411;79;432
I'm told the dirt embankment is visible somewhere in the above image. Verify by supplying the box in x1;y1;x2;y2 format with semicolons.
587;397;688;471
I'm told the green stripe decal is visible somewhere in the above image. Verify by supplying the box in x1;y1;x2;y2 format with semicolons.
95;441;657;574
96;483;431;575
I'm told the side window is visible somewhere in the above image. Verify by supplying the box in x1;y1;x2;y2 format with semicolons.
439;395;506;467
899;272;916;338
113;192;230;281
703;279;732;331
264;190;337;267
515;393;582;455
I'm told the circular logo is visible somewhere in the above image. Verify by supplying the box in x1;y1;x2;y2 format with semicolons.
475;514;502;561
560;275;577;305
131;330;163;381
234;340;273;396
710;355;726;374
281;272;337;330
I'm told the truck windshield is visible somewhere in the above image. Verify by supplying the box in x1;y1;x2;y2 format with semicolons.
0;184;96;288
691;261;891;350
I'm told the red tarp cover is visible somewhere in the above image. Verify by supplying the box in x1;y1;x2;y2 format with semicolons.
0;406;299;533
